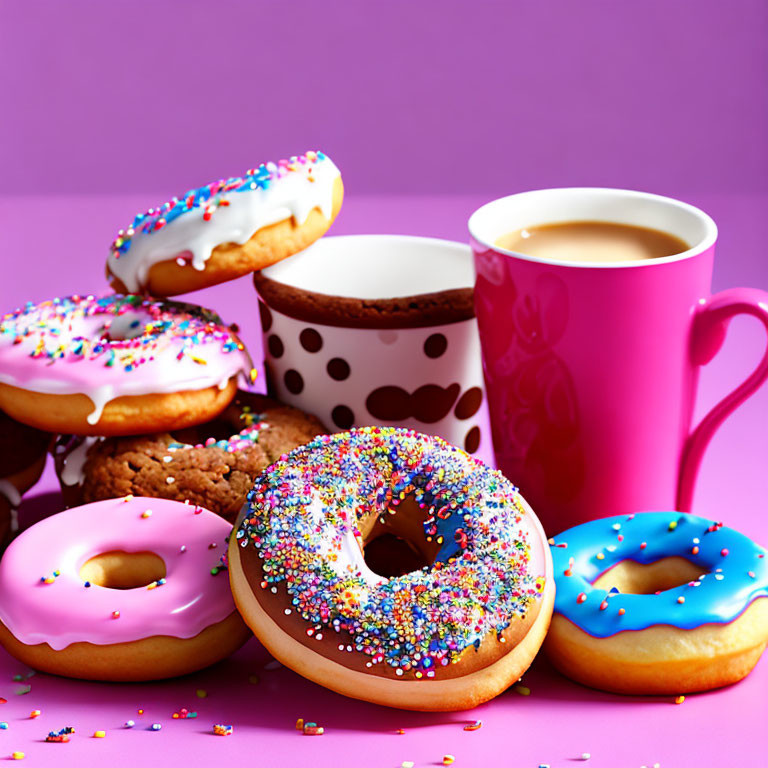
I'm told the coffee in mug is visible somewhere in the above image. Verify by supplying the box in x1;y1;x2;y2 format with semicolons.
495;221;689;264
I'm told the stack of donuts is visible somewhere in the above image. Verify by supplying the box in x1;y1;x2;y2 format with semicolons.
0;150;765;712
0;152;341;679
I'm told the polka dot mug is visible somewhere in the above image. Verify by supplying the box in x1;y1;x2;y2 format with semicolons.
253;235;494;466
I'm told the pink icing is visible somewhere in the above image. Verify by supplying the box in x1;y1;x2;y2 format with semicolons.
0;295;253;424
0;497;237;649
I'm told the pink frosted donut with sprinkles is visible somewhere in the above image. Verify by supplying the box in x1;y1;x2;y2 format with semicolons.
107;151;343;297
0;294;254;436
545;512;768;694
229;427;554;711
0;496;251;681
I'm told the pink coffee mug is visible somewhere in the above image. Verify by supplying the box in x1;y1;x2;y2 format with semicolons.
469;188;768;534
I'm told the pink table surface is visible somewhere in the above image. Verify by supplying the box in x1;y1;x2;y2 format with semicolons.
0;193;767;767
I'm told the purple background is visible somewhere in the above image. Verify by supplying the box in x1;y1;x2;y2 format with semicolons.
1;2;767;767
1;0;767;196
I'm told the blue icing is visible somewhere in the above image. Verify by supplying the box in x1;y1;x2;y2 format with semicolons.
551;512;768;638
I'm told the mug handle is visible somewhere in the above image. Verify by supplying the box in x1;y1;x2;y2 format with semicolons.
677;287;768;511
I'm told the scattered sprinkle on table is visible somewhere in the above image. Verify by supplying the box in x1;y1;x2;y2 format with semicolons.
675;695;685;704
303;722;324;736
93;730;106;738
295;718;304;730
213;724;233;736
443;756;455;765
196;689;207;698
45;727;74;743
514;684;531;696
0;698;5;704
396;728;406;735
150;723;161;731
29;710;40;719
14;686;31;696
463;720;482;731
580;753;591;761
125;720;135;728
264;660;281;671
248;674;260;685
11;751;24;760
401;762;414;768
0;723;8;730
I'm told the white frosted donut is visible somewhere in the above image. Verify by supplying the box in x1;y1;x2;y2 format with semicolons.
107;150;343;296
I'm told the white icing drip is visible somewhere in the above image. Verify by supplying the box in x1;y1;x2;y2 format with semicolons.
85;385;112;425
108;156;340;293
0;370;245;426
60;436;101;486
0;480;21;533
0;480;22;509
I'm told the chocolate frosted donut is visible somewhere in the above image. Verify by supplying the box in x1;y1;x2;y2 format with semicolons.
54;392;325;523
229;427;553;711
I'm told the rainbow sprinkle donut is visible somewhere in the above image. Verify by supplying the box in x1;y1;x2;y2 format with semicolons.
545;512;768;694
107;151;343;296
228;427;553;711
0;294;253;435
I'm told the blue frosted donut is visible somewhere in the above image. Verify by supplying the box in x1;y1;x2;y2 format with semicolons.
545;511;768;694
228;427;554;711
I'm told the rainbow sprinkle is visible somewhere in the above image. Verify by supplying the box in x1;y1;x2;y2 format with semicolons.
45;726;75;743
166;405;267;455
0;295;246;374
236;427;544;678
111;152;329;259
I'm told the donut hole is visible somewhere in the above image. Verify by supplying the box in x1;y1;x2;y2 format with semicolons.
169;417;237;446
79;551;167;590
104;310;149;341
362;496;440;578
592;556;705;594
363;534;434;578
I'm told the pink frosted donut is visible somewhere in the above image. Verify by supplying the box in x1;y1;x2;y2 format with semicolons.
0;294;254;436
0;496;251;681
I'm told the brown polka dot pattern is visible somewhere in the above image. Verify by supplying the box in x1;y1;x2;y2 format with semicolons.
267;334;284;359
327;358;351;381
366;383;460;424
455;387;483;420
424;333;448;358
284;369;304;395
331;405;354;429
258;301;273;332
464;426;480;453
299;328;323;353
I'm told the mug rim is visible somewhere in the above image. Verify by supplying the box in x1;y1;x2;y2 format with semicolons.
468;187;719;269
255;233;476;329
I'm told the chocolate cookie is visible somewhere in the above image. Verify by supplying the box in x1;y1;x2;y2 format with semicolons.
54;392;326;523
